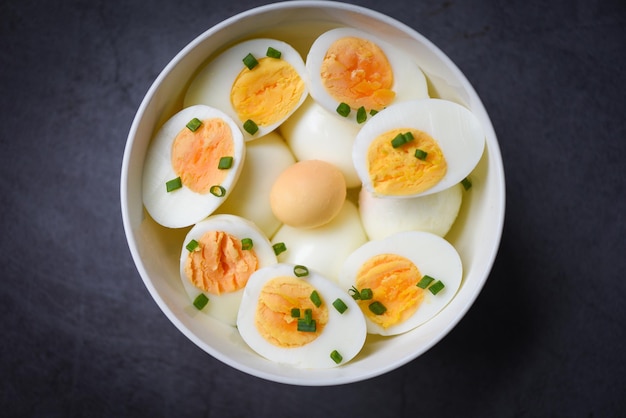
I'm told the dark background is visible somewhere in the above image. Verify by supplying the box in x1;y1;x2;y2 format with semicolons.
1;0;624;416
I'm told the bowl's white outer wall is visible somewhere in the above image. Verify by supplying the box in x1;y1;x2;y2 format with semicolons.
120;1;505;386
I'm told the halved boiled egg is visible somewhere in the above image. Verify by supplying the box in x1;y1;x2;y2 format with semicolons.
339;231;462;336
184;38;308;140
180;214;277;326
237;263;367;368
306;27;428;124
142;105;245;228
353;98;485;198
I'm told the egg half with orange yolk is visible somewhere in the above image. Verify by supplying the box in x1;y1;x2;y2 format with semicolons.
353;98;485;199
180;214;277;326
237;263;367;368
184;38;308;140
306;27;428;124
142;105;245;228
339;231;462;336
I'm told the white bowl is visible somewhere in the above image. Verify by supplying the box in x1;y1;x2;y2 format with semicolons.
120;0;505;386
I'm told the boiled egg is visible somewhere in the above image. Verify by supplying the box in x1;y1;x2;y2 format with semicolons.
279;96;362;188
306;27;428;124
271;200;367;283
358;183;463;241
142;105;245;228
339;231;462;336
215;131;295;238
237;263;367;368
184;38;308;140
180;214;277;326
353;98;485;198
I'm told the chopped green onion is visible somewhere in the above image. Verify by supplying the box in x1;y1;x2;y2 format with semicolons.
242;53;258;70
414;149;428;160
310;290;322;307
291;308;301;318
403;131;414;142
294;265;309;277
193;293;209;310
165;177;182;192
391;132;414;148
266;46;281;59
429;280;445;295
370;109;379;116
218;156;233;170
243;119;259;135
417;275;435;289
369;301;387;315
272;242;287;255
336;102;351;117
330;350;343;364
332;298;348;314
461;177;472;190
360;288;373;300
241;238;253;250
186;239;200;252
210;185;226;197
186;117;202;132
304;308;313;323
356;106;367;123
349;286;361;300
297;318;316;332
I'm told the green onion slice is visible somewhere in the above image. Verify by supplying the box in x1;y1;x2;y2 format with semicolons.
243;119;259;135
332;298;348;314
193;293;209;310
369;301;387;315
304;308;313;323
349;286;361;300
218;156;233;170
186;239;199;252
370;109;379;116
242;53;258;70
310;290;322;308
414;149;428;160
272;242;287;255
165;177;182;192
210;185;226;197
360;288;373;300
297;318;316;332
461;177;472;190
266;46;281;59
186;117;202;132
417;275;435;289
294;265;309;277
336;102;351;117
241;238;253;250
291;308;301;318
356;106;367;124
429;280;445;295
330;350;343;364
391;131;415;148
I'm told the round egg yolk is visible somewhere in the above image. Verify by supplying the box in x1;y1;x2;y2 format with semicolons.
367;128;447;196
184;230;258;295
254;276;328;348
320;36;395;111
231;57;305;127
355;253;424;329
171;118;234;194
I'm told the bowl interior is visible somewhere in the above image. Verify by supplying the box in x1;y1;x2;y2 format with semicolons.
121;1;505;386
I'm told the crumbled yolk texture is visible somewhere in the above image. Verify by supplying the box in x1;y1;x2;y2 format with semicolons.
320;36;395;111
171;118;234;194
255;276;328;348
368;128;447;196
231;57;305;127
355;253;424;329
184;230;258;295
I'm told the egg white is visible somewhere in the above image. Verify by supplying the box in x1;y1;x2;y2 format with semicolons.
142;104;245;228
237;263;367;368
180;214;277;326
184;38;308;140
353;98;485;198
339;231;463;336
306;27;429;124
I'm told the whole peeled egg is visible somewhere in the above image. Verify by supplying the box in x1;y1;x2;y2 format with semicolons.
306;27;428;125
184;38;308;140
142;104;245;228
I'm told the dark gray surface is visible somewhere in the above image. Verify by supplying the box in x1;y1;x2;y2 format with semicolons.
1;0;625;416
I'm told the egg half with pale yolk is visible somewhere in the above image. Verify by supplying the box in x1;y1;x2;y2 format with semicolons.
142;104;245;228
184;38;308;140
353;98;485;199
180;214;277;326
237;263;366;368
306;27;428;125
339;231;462;336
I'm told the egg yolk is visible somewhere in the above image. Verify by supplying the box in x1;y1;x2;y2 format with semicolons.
355;253;424;329
368;128;447;196
171;118;234;194
184;230;258;295
320;36;395;111
254;276;328;348
231;57;305;127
